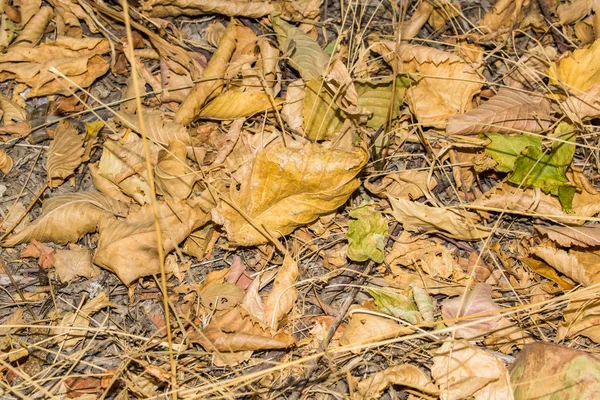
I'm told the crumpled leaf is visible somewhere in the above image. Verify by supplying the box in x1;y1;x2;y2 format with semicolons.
556;0;600;25
510;342;600;400
273;16;328;81
508;124;576;210
357;364;438;400
0;149;13;174
213;140;367;246
547;37;600;93
46;119;85;187
432;340;514;400
53;246;99;283
485;133;542;173
388;196;490;240
155;139;196;200
142;0;278;18
355;75;414;129
0;93;27;125
94;200;209;285
323;59;360;115
3;192;128;247
365;169;437;200
11;6;52;48
198;91;283;120
51;292;113;349
371;41;484;127
346;205;388;263
561;82;600;121
530;244;600;286
535;225;600;247
264;255;298;329
366;287;421;324
446;89;552;135
175;20;237;124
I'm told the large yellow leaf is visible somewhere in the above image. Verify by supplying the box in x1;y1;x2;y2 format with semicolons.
46;119;85;188
198;91;283;120
214;141;367;246
547;37;600;92
93;201;208;285
3;192;128;246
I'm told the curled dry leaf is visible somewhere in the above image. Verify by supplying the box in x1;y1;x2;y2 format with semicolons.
388;196;490;240
535;225;600;247
213;140;367;246
116;111;191;146
446;88;552;135
46;119;85;187
174;20;237;124
155;139;196;200
561;82;600;121
198;91;283;120
324;59;360;115
19;0;42;26
281;79;306;132
3;192;128;247
365;169;436;200
357;364;438;400
142;0;277;18
11;6;52;48
530;244;600;286
0;149;13;174
51;291;113;349
0;93;27;125
93;200;209;285
263;255;298;330
432;340;514;400
88;162;133;205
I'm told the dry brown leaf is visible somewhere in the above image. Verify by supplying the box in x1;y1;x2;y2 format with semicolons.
54;246;99;283
0;307;24;335
281;79;305;132
0;201;30;232
51;291;113;349
142;0;278;18
472;182;600;226
11;6;52;48
561;82;600;121
535;225;600;247
446;88;552;135
20;239;56;269
558;291;600;342
388;196;490;240
365;170;436;200
324;58;360;115
263;255;298;329
357;364;438;400
557;0;600;25
340;304;413;352
0;93;27;125
175;21;237;124
503;45;557;89
530;244;600;286
3;192;128;247
115;111;191;146
155;139;196;200
213;140;367;246
190;305;295;352
548;37;600;92
88;162;133;205
19;0;42;26
198;91;283;120
0;149;13;174
371;41;484;127
93;200;208;285
47;119;85;187
432;340;514;400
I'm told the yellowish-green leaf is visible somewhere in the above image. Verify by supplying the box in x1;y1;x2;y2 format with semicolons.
346;205;388;263
485;133;542;173
355;75;414;129
367;287;420;324
273;16;329;81
198;91;283;120
303;78;345;140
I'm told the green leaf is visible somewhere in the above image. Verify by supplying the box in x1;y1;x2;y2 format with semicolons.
355;75;414;129
346;205;388;263
273;16;329;81
366;287;420;324
508;123;576;209
303;78;346;140
485;133;542;173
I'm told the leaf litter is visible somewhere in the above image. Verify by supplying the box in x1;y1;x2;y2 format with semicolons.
2;0;600;399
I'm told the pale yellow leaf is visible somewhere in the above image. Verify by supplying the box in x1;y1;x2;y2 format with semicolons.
264;255;298;329
213;140;367;246
548;37;600;92
365;170;436;200
388;196;490;240
0;149;13;174
142;0;277;18
18;0;41;26
303;78;345;140
198;91;282;120
88;162;133;205
3;192;128;247
0;93;26;124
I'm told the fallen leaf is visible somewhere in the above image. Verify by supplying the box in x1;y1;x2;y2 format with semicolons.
535;225;600;247
357;364;438;400
11;6;52;48
388;196;490;240
547;37;600;93
365;169;436;200
4;192;128;247
94;200;208;285
432;340;514;400
0;149;13;174
367;287;421;324
142;0;278;18
154;139;196;200
346;205;388;263
198;91;282;120
46;119;85;187
20;239;55;269
485;133;542;173
355;75;413;129
446;89;552;135
213;140;367;246
264;255;298;329
54;246;99;283
303;77;345;140
116;111;191;146
530;244;600;286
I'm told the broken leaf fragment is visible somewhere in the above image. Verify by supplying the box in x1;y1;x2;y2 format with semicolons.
346;205;388;263
357;364;438;400
213;140;367;246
